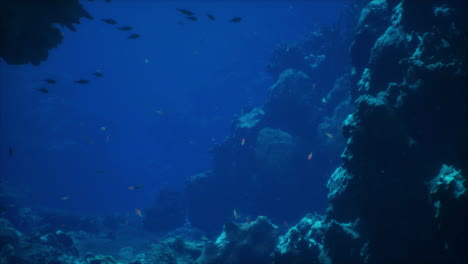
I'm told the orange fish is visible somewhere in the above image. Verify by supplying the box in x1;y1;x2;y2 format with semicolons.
241;138;246;146
60;196;70;200
135;208;143;217
128;186;135;190
246;217;252;224
233;209;239;219
325;132;334;139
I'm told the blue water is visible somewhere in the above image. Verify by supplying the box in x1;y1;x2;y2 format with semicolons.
1;1;344;216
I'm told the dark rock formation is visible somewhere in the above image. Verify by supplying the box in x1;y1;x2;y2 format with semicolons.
0;0;93;65
322;0;468;263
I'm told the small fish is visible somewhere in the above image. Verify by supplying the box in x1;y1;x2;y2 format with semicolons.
193;50;199;55
312;83;316;90
134;185;143;189
307;152;313;160
211;137;216;142
105;0;112;2
206;13;215;21
101;18;117;25
230;17;242;23
283;220;289;227
135;208;143;217
93;71;103;77
241;138;246;146
100;126;107;131
128;34;140;39
155;110;164;115
0;206;9;211
96;170;105;173
233;209;239;219
325;132;334;139
43;78;56;84
177;21;184;25
176;8;195;16
246;217;252;224
118;26;133;31
74;79;89;84
128;186;135;190
87;138;93;144
23;156;30;160
36;88;49;93
322;97;327;103
60;196;70;200
106;135;110;143
8;146;13;157
186;16;198;21
144;58;150;64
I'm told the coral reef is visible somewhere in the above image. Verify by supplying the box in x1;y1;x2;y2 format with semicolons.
0;0;92;65
197;216;278;264
186;22;355;234
322;0;468;263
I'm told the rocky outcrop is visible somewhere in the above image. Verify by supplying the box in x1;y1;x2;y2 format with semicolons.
323;0;468;263
196;216;278;264
0;0;93;65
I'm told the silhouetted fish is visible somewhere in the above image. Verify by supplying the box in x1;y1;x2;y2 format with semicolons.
230;17;242;23
128;34;140;39
8;146;13;157
101;19;117;25
177;21;184;25
176;8;195;16
186;16;198;21
43;79;56;84
206;13;215;21
74;79;89;84
118;26;133;31
93;71;103;77
36;88;49;93
105;0;112;2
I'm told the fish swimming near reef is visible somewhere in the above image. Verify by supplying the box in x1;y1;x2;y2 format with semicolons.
233;209;239;219
118;26;133;31
36;88;49;93
325;132;334;139
229;17;242;23
43;78;56;84
74;79;89;84
101;18;117;25
176;8;195;16
128;34;140;39
206;13;215;21
93;71;103;77
135;208;143;217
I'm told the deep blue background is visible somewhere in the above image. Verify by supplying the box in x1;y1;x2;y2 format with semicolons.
0;1;344;215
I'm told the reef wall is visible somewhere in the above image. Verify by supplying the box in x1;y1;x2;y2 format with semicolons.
186;16;355;235
323;0;468;263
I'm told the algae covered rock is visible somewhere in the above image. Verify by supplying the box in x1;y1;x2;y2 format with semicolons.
274;214;325;264
197;216;278;264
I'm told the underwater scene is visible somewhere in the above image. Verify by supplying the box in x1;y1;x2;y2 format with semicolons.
0;0;467;263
